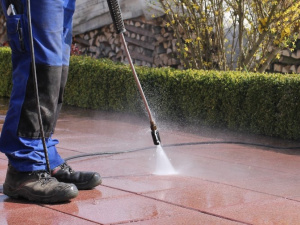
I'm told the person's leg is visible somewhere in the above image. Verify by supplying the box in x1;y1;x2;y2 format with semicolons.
50;0;102;189
0;0;65;171
51;0;74;131
0;0;78;203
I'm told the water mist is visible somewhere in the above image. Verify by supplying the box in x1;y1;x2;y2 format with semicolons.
153;144;177;175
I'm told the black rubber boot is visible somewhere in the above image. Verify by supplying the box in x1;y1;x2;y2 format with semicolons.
3;164;78;203
52;163;102;190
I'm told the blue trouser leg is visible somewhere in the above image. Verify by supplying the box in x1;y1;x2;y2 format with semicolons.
0;0;76;172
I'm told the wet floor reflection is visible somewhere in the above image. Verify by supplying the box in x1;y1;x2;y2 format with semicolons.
2;197;81;225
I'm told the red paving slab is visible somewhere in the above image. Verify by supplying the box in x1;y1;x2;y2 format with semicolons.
50;189;198;224
1;99;300;224
211;198;300;225
0;197;98;225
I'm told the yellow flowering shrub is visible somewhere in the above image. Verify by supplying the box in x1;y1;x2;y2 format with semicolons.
158;0;300;72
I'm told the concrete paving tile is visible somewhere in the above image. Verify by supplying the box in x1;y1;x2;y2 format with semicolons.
55;117;151;142
70;185;132;201
157;129;220;147
290;196;300;201
162;147;300;198
143;179;276;212
104;175;191;194
230;173;300;198
55;147;86;160
64;149;157;178
164;122;300;148
0;195;43;211
56;133;150;153
165;144;300;175
54;125;155;155
211;198;300;224
123;211;243;225
48;190;197;225
0;200;97;225
161;149;269;182
162;146;286;177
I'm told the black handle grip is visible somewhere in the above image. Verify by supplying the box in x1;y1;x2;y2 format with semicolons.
106;0;126;34
151;129;161;145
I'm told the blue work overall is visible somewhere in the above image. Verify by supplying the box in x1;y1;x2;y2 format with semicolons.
0;0;76;171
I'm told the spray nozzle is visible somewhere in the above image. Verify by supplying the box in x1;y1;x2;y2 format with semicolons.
150;121;161;145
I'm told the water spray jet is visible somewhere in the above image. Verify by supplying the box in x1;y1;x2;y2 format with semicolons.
107;0;161;146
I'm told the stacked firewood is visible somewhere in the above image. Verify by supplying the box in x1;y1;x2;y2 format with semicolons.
74;16;181;68
0;13;7;45
272;42;300;74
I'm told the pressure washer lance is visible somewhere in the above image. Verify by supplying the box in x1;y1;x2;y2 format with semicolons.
26;0;51;172
106;0;161;145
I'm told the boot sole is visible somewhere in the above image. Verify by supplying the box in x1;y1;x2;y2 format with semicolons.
3;183;78;203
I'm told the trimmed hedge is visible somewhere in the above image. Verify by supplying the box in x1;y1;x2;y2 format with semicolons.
0;47;13;97
1;47;300;139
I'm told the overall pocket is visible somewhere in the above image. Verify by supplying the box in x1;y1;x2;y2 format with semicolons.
6;15;26;53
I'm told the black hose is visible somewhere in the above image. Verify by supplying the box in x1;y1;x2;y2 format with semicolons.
64;141;300;161
27;0;51;172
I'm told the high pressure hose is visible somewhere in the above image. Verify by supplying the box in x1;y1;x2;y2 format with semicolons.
27;0;51;172
64;141;300;162
106;0;161;145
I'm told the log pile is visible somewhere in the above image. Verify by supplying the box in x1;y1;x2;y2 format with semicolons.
74;16;300;73
74;16;182;68
0;12;7;45
271;43;300;74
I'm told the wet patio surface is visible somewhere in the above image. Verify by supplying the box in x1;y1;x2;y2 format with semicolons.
1;97;300;224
